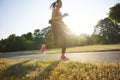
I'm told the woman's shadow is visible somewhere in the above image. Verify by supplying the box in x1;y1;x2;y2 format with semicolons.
0;59;37;79
34;60;60;80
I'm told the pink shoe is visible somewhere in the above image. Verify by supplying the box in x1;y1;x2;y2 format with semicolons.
61;55;69;61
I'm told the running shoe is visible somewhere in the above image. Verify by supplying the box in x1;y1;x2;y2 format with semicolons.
61;55;69;61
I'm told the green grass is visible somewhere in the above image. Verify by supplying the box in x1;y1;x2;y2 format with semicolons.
1;44;120;54
0;58;120;80
66;44;120;52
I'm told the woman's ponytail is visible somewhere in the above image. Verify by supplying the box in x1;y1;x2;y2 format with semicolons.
49;0;61;9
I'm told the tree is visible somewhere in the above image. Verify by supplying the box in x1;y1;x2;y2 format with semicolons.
78;33;92;46
22;32;33;41
5;34;17;51
41;27;52;38
33;29;44;49
21;32;34;50
64;28;78;47
4;34;29;51
93;18;120;44
0;39;7;52
34;29;42;38
91;34;104;44
14;36;27;51
108;3;120;23
42;26;54;48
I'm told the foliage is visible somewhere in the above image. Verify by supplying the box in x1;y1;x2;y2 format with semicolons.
33;29;44;49
0;30;44;52
65;29;78;47
0;58;120;80
43;26;54;48
91;34;103;44
92;18;120;44
108;3;120;23
77;33;92;46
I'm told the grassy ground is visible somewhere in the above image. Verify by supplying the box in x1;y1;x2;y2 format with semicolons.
1;44;120;54
46;44;120;54
0;58;120;80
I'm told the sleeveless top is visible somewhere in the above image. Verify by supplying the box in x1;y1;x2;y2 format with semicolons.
50;10;67;31
56;11;63;21
49;10;63;24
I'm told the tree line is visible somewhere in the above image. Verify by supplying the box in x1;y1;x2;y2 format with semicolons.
0;3;120;52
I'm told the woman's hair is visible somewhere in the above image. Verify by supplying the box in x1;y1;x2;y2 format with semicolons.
49;0;61;9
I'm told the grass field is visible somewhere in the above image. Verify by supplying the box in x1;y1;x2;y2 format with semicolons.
47;44;120;54
0;58;120;80
3;44;120;54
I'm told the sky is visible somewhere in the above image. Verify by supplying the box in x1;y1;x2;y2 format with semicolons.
0;0;120;40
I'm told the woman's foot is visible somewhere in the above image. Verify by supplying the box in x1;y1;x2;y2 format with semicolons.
61;55;69;61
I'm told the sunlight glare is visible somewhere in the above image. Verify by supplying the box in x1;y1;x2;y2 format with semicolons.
64;12;96;35
62;0;105;35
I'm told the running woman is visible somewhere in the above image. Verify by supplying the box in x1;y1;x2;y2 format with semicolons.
49;0;69;60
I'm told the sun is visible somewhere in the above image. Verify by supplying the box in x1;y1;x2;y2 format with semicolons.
72;29;82;35
62;0;102;36
64;16;95;35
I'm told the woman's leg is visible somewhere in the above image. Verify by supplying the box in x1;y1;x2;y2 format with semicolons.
60;30;69;60
52;23;68;60
52;25;59;47
61;33;66;54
